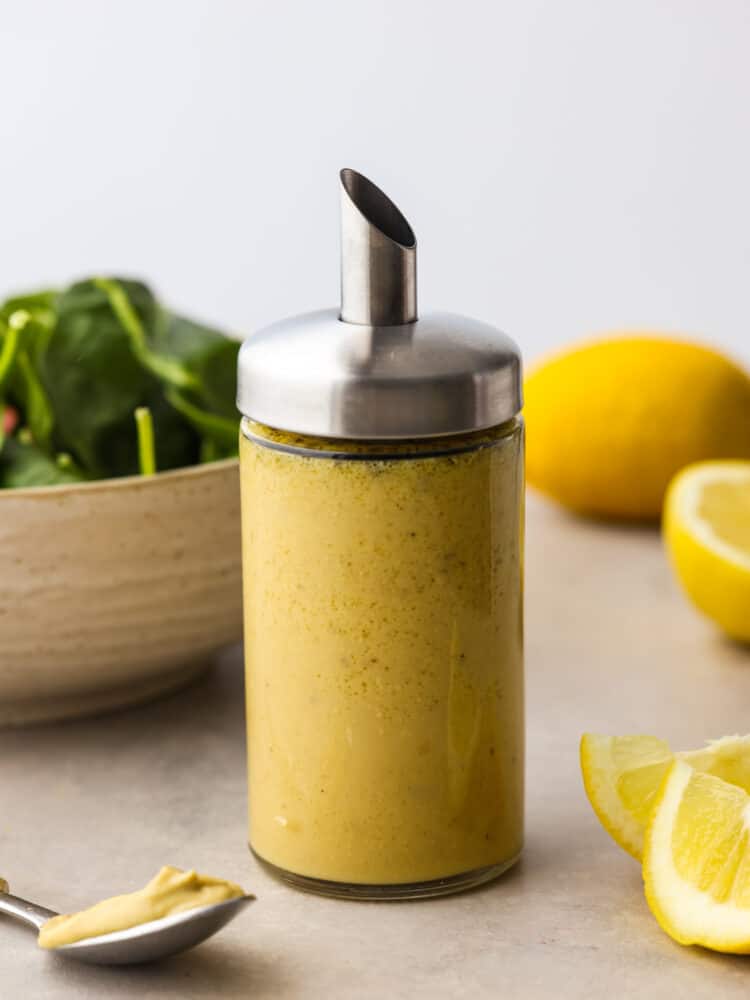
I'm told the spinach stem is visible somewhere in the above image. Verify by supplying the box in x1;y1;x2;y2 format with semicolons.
135;407;157;476
15;349;54;448
0;322;21;393
94;278;199;391
164;386;238;446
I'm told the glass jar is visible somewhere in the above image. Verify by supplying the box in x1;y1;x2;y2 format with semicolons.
237;168;524;899
240;418;524;898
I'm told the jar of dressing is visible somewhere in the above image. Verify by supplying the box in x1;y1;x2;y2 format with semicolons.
237;170;524;899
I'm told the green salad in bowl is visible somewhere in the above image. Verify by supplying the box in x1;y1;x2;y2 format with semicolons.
0;276;240;488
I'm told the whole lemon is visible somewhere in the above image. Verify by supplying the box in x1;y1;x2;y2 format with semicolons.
524;337;750;520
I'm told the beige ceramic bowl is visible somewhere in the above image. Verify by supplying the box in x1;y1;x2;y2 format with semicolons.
0;459;242;726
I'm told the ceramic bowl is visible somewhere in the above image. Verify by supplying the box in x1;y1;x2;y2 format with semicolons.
0;459;242;725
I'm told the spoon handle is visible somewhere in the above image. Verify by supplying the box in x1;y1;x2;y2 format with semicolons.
0;891;58;931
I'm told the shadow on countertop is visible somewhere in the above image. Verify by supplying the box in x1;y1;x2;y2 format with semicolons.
0;643;246;754
45;939;291;1000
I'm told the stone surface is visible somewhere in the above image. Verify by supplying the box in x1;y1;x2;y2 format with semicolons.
2;494;750;998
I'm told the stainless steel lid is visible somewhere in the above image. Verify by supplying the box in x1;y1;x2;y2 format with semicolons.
237;169;522;440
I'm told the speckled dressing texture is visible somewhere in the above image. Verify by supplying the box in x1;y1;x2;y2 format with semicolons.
240;420;524;887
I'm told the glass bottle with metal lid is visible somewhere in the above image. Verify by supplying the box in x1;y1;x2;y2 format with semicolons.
237;169;524;899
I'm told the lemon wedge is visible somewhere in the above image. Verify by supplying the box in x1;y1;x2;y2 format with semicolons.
581;734;673;859
644;760;750;952
581;733;750;860
664;461;750;641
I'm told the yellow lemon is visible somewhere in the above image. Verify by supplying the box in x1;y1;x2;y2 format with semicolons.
664;461;750;641
580;733;750;860
525;338;750;519
644;760;750;952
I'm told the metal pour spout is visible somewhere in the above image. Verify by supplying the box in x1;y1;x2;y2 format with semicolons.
339;168;417;326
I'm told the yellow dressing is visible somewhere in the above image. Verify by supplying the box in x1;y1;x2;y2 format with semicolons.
240;419;524;886
38;866;245;950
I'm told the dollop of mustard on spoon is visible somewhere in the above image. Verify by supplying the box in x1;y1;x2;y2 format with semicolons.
38;866;245;949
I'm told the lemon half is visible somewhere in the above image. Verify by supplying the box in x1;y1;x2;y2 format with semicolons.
664;461;750;641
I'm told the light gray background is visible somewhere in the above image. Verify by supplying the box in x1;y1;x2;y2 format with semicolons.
3;0;749;364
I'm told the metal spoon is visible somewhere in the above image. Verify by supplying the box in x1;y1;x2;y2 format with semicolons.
0;878;254;965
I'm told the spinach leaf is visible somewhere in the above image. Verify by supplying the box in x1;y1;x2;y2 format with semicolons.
11;348;54;448
93;278;240;450
38;279;159;476
93;278;198;391
4;308;56;449
0;290;57;322
157;317;240;455
154;312;240;418
0;435;85;489
0;275;239;489
97;278;240;416
2;291;59;370
0;317;22;453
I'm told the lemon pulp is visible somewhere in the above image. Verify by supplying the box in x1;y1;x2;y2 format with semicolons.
664;461;750;640
644;760;750;952
581;733;750;860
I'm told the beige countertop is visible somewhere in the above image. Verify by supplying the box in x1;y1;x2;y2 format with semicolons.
3;494;750;999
